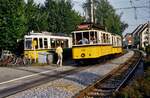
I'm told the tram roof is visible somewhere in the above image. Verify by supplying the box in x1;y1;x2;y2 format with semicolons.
71;29;101;33
75;23;106;31
25;31;71;37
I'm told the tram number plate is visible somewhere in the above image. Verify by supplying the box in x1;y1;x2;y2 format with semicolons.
81;49;85;51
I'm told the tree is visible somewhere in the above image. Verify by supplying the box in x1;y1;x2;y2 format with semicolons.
61;0;83;33
25;0;40;32
44;0;82;33
0;0;26;52
0;0;83;53
25;0;82;33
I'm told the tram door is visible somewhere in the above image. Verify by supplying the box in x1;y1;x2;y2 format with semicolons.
32;38;38;49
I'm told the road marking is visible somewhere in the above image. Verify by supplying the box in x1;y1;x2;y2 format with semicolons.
0;70;53;85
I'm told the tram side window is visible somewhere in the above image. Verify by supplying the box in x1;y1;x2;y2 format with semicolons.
108;34;110;43
50;39;62;48
112;36;114;45
117;37;120;46
65;40;68;47
39;38;43;49
106;34;108;43
51;39;56;48
25;38;32;49
107;34;110;43
116;38;118;46
101;34;104;43
61;40;64;48
105;34;110;44
61;40;68;48
114;37;117;46
44;38;48;48
90;31;97;44
118;38;120;46
102;34;106;43
119;38;122;46
56;40;60;46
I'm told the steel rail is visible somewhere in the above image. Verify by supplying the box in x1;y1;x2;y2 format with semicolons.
0;52;127;98
74;50;142;98
0;64;94;98
115;51;142;92
0;59;110;98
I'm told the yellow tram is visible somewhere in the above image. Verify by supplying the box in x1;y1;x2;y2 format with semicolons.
71;23;122;62
24;31;72;60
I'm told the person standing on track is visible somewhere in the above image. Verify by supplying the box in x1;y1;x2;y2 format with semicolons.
55;44;63;66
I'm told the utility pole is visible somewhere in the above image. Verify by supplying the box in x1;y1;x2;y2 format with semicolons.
85;6;89;22
90;0;94;23
148;21;150;45
149;0;150;45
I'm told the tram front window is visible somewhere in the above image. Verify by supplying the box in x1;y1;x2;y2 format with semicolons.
89;31;97;44
75;32;89;45
76;33;82;45
25;38;32;49
73;31;97;45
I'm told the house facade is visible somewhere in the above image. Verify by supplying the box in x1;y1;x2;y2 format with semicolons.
131;22;150;50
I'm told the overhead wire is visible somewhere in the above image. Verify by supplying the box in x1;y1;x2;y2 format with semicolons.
114;0;149;21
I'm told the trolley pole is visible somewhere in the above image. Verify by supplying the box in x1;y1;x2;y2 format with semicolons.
90;0;94;23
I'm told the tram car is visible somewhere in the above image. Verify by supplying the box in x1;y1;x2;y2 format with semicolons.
24;31;72;59
71;23;122;63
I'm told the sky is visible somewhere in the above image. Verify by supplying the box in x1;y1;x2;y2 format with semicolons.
33;0;150;35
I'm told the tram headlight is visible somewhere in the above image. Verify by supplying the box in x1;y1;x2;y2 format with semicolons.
81;53;85;57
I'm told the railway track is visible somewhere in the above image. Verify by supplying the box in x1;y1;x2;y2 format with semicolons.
74;50;142;98
0;58;113;98
0;65;90;98
0;51;132;98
